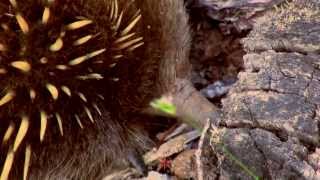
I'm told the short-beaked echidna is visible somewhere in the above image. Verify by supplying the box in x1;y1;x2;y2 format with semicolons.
0;0;191;179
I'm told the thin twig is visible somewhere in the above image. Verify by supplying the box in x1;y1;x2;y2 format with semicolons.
196;118;210;180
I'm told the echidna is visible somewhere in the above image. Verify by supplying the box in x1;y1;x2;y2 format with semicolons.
0;0;191;179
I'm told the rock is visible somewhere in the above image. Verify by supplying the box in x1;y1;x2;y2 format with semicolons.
171;150;197;179
142;171;172;180
217;128;265;179
197;0;285;33
251;129;314;179
200;79;236;99
308;149;320;170
242;0;320;54
203;0;320;179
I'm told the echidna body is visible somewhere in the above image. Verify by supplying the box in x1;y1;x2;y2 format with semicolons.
0;0;191;179
0;0;144;178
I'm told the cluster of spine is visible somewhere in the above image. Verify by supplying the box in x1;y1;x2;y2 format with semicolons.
0;0;144;179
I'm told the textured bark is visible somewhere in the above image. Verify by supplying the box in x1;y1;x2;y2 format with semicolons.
206;0;320;179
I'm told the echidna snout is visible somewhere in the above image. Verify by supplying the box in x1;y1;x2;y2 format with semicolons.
0;0;144;179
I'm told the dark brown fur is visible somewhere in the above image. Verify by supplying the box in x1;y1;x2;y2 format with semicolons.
0;0;191;179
